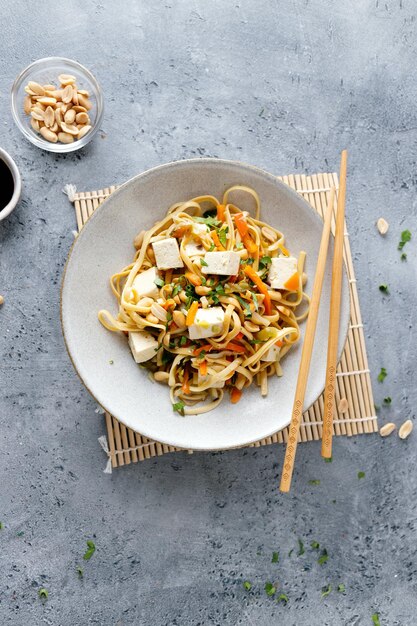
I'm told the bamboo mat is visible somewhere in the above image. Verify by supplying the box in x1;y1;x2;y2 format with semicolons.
66;172;377;471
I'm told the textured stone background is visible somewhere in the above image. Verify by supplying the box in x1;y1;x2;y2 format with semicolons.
1;1;416;624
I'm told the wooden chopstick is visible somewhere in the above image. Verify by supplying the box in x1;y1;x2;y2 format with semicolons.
321;150;348;458
280;186;336;493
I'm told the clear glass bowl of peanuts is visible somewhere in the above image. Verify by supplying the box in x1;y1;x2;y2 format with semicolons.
11;57;104;153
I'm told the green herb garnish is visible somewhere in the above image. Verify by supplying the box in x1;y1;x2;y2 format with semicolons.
218;226;228;248
154;277;165;288
383;397;392;405
172;283;182;297
77;566;84;579
259;255;272;269
297;539;305;556
277;593;288;604
109;360;114;365
264;582;276;596
243;581;252;591
358;471;366;479
288;549;294;557
401;252;407;261
173;401;185;416
308;479;321;485
372;614;381;626
208;242;216;252
38;588;48;600
310;541;320;550
16;531;24;537
324;457;332;463
377;368;387;383
236;295;252;317
200;258;208;267
398;229;411;250
83;540;96;560
317;548;328;565
271;551;279;563
379;284;389;294
337;583;346;593
0;522;3;530
179;335;187;346
321;584;332;598
236;242;244;250
194;215;221;228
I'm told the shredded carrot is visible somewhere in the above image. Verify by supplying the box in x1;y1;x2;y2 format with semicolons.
243;265;272;315
230;387;242;403
275;340;283;347
199;360;208;376
211;231;225;250
172;225;190;238
217;204;226;222
234;213;248;237
235;332;244;340
235;213;257;254
225;342;246;353
193;343;213;356
182;367;190;394
185;272;202;287
283;271;299;291
186;301;199;326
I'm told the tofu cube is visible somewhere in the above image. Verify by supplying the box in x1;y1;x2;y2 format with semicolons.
128;331;158;363
184;241;205;257
267;257;298;289
132;267;160;299
201;251;240;276
261;344;281;362
188;306;225;340
152;237;184;270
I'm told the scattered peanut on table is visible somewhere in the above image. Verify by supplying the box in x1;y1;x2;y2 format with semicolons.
398;419;413;440
23;75;93;144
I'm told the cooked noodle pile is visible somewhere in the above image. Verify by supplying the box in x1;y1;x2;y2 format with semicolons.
98;186;308;415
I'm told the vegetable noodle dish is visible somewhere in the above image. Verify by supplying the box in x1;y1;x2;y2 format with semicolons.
98;186;309;415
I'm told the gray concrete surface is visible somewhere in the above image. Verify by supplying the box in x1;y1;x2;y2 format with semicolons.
1;1;416;624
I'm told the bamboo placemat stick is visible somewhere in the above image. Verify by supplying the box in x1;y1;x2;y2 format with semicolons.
321;151;348;458
280;187;336;492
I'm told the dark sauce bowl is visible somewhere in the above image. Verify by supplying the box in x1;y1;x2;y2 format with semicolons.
0;148;21;222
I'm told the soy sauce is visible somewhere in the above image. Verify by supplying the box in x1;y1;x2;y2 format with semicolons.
0;158;15;212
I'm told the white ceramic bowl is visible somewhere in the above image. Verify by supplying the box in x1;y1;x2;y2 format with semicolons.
61;159;349;450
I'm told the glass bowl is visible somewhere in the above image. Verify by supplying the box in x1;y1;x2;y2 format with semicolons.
11;57;104;153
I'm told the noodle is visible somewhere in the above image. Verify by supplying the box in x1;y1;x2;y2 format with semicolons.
98;186;308;415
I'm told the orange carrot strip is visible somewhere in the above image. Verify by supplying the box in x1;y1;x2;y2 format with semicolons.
242;233;258;255
186;301;199;326
225;342;246;353
234;213;248;237
182;367;190;394
172;225;191;238
243;265;272;315
283;271;299;291
199;360;208;376
185;272;202;287
230;387;242;403
193;344;213;356
275;340;283;347
235;332;244;340
217;204;226;222
211;231;225;250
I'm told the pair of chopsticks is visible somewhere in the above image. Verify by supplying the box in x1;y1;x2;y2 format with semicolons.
280;150;348;492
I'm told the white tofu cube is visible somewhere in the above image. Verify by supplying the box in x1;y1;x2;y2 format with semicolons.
132;267;160;299
267;257;298;290
184;241;205;257
152;237;184;270
128;331;158;363
201;251;240;276
188;306;225;340
261;344;281;362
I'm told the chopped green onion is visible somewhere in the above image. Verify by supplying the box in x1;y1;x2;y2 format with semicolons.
259;255;272;268
372;614;381;626
358;471;366;479
173;401;185;416
379;284;389;293
317;548;328;565
179;336;187;346
337;583;345;593
83;540;96;560
243;581;252;591
377;368;387;383
200;258;208;267
154;277;165;288
271;551;279;563
308;479;320;485
277;593;288;604
401;252;407;261
383;397;392;405
398;229;411;250
264;582;276;596
218;226;228;248
297;539;305;556
321;584;332;598
324;457;332;463
310;541;320;550
38;588;48;600
77;566;84;579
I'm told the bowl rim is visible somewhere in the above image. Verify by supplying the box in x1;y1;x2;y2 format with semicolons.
10;56;104;153
0;148;22;222
60;157;350;451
